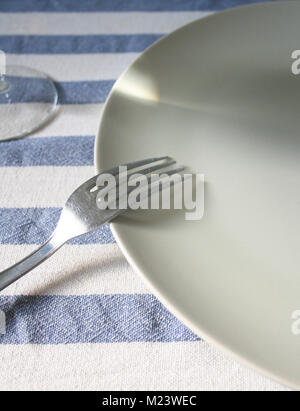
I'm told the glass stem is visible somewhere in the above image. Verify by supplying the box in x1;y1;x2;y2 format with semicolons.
0;71;10;94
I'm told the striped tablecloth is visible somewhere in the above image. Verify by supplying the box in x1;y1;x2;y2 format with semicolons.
0;0;288;391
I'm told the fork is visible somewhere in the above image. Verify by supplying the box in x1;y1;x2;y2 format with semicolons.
0;157;184;292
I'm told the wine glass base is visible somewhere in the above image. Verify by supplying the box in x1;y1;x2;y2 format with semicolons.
0;65;58;141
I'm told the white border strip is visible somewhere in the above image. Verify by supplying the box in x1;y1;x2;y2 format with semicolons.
0;341;286;390
0;12;212;35
0;243;148;295
0;167;94;208
30;104;103;137
6;54;138;81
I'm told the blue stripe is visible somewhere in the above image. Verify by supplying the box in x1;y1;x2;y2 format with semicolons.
0;136;94;167
0;0;270;12
0;208;115;245
55;81;114;104
0;295;199;344
0;79;114;105
0;35;162;54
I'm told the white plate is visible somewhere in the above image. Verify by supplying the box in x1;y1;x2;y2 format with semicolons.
95;2;300;389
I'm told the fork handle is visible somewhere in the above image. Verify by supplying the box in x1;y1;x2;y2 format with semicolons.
0;235;64;292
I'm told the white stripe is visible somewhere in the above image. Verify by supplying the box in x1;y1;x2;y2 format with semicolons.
0;342;286;391
30;104;102;137
0;167;95;207
0;12;212;35
6;53;138;81
0;243;149;296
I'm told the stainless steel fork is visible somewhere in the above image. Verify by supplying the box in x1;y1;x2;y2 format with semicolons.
0;157;184;292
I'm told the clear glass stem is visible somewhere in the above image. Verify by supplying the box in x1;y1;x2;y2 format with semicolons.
0;73;9;94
